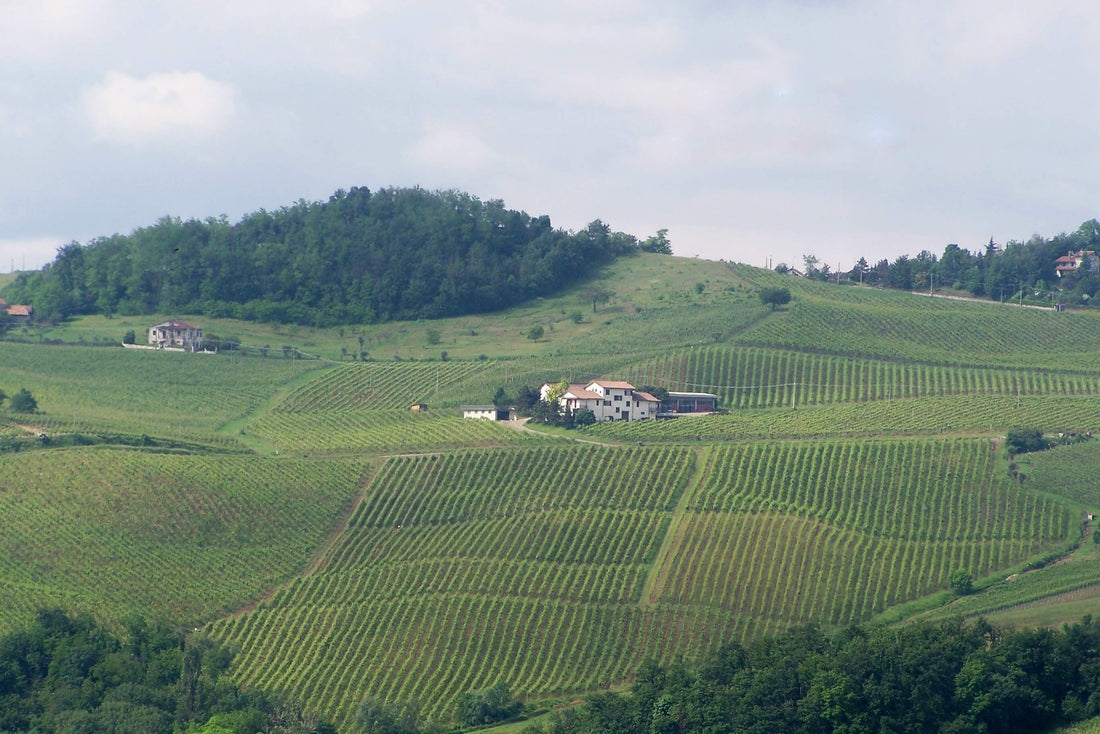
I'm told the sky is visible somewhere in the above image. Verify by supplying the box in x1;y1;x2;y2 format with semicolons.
3;0;1100;273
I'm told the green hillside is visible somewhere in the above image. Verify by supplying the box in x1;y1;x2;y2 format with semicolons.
0;450;365;633
1;256;1098;730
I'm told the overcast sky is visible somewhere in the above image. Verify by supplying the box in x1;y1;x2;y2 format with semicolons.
3;0;1100;273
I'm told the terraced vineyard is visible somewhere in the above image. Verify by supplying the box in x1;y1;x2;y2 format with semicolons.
209;446;697;725
5;257;1100;732
624;345;1100;409
0;449;365;633
208;438;1075;726
648;440;1074;631
247;409;535;454
584;394;1100;441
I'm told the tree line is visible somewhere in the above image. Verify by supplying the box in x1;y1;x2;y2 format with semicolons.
0;609;332;733
786;219;1100;305
1;188;671;327
523;616;1100;734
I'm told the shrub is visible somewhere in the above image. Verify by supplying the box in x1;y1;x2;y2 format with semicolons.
454;682;521;726
1006;427;1046;455
948;569;973;595
9;388;37;414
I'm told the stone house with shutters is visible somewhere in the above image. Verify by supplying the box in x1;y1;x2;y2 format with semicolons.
149;319;203;351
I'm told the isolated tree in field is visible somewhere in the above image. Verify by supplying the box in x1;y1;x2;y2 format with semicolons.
948;570;973;595
640;228;672;254
1006;427;1046;455
122;329;136;344
455;682;521;726
758;286;791;310
9;388;36;413
525;324;544;341
579;286;613;312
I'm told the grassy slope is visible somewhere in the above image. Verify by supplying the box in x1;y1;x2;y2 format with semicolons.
4;255;1100;728
8;255;754;360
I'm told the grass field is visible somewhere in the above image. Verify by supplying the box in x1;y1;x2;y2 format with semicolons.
2;256;1099;730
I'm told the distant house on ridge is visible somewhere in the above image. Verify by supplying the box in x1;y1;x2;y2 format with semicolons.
1055;250;1099;278
149;319;203;351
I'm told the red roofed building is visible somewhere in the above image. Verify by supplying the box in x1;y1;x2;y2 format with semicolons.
6;304;32;319
1055;250;1098;278
540;379;661;421
149;319;203;350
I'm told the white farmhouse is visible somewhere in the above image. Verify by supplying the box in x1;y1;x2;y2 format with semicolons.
540;380;660;422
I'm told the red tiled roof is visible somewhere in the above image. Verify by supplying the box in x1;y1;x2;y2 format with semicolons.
565;384;602;400
634;391;660;403
6;304;32;317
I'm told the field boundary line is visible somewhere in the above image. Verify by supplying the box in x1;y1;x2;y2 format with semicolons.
215;362;338;454
639;445;708;607
301;460;386;577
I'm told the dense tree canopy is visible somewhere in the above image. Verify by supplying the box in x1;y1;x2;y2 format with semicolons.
785;219;1100;307
525;616;1100;734
1;188;649;326
0;609;331;734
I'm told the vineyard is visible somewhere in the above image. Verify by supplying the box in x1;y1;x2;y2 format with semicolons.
247;409;536;454
0;448;365;633
0;342;321;443
648;439;1074;628
208;446;697;725
3;256;1100;731
727;263;1100;369
207;438;1076;727
275;361;501;411
583;394;1100;441
623;345;1100;409
1017;438;1100;508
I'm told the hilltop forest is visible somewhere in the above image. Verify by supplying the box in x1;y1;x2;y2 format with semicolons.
802;219;1100;305
1;187;668;326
